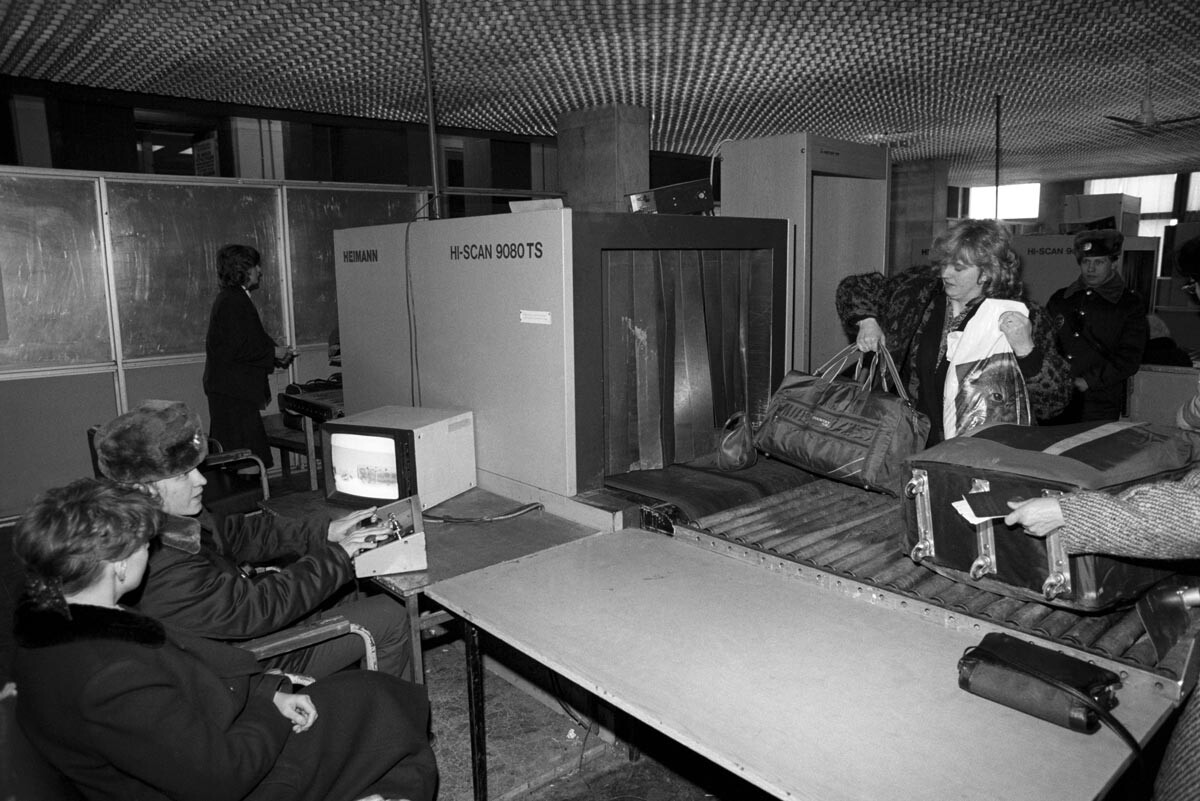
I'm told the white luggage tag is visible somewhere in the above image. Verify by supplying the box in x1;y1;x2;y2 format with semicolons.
353;495;428;577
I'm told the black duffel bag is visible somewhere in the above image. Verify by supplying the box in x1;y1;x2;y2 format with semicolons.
754;345;930;496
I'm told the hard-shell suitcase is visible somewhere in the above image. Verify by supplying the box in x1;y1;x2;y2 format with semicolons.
903;421;1197;611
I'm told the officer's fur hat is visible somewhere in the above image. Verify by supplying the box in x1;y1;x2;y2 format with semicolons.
94;400;207;483
1073;229;1124;261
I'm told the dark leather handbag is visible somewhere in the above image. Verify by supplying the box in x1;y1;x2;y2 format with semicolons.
754;345;930;496
957;632;1139;759
717;411;758;471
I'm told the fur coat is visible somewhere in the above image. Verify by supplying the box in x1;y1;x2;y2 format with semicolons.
13;600;437;801
835;266;1072;424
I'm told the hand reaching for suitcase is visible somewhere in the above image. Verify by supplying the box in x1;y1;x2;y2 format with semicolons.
1004;497;1065;537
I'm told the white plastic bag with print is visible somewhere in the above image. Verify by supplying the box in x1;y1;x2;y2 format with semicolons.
943;298;1033;438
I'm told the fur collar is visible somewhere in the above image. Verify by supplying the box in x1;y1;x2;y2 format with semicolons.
14;600;165;649
1061;273;1127;304
160;513;203;554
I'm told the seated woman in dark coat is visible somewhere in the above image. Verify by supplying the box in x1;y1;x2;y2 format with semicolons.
12;478;438;801
836;218;1072;443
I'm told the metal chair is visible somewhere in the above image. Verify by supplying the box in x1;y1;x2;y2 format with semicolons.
243;614;378;671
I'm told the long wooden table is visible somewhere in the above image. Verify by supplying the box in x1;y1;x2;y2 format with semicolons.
371;487;597;682
427;528;1175;801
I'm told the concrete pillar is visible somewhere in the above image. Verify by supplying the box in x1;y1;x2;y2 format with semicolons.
556;104;649;212
462;136;492;217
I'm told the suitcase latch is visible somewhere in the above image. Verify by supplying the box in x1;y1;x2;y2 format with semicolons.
969;479;998;579
906;469;934;561
1039;489;1073;601
1042;530;1073;600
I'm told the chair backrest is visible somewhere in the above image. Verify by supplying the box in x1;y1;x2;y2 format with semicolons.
85;425;104;478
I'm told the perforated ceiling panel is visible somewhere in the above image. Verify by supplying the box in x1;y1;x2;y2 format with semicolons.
1;0;1198;185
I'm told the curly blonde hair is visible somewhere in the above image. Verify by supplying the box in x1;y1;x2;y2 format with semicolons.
929;219;1023;300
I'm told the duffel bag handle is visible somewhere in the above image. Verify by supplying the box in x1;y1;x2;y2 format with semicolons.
812;344;864;386
861;347;915;405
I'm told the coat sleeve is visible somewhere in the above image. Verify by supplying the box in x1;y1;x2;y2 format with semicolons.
79;659;292;801
1058;468;1200;559
1080;299;1149;391
835;271;891;338
1023;301;1073;420
144;539;355;640
221;511;333;565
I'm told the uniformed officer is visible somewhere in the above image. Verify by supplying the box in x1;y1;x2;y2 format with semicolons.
1045;228;1148;423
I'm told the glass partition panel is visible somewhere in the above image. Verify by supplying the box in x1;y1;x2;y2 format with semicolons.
106;181;282;358
0;175;109;368
285;187;422;346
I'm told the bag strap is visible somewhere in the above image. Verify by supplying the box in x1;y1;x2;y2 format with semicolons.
1041;421;1145;455
813;344;864;385
738;264;752;416
723;410;747;430
861;347;915;405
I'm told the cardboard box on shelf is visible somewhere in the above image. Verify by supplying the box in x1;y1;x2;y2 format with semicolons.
1060;194;1141;236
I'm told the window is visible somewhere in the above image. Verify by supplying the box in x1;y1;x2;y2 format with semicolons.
1086;174;1176;214
1136;217;1178;246
968;183;1040;220
133;109;219;176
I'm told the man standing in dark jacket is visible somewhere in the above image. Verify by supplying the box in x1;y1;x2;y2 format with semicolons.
1046;228;1148;423
93;400;412;680
203;243;294;467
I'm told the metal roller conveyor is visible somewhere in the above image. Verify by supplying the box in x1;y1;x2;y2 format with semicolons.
658;476;1200;703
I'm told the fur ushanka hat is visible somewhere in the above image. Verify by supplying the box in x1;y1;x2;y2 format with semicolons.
94;400;208;483
1073;228;1124;261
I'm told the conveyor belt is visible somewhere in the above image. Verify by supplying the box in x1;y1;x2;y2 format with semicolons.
649;477;1200;702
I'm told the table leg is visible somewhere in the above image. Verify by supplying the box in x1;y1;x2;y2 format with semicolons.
302;417;318;491
464;621;487;801
407;596;425;684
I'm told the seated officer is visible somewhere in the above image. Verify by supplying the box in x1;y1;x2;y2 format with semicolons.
1045;229;1148;423
93;400;412;679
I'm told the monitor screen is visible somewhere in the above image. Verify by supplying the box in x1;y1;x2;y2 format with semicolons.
327;431;400;502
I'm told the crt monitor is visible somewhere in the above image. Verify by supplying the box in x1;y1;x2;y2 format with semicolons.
322;422;411;506
320;406;476;509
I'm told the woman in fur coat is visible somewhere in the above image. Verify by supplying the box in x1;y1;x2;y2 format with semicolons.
836;218;1072;443
12;479;437;801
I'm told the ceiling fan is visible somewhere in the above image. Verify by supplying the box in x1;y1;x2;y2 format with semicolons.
1105;60;1200;134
